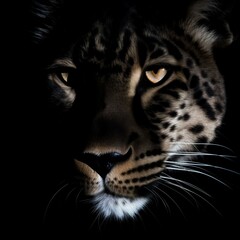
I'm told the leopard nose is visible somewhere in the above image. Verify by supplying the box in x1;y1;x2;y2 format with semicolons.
77;149;132;178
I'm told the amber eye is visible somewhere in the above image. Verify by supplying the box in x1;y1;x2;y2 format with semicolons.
58;72;69;83
145;68;167;84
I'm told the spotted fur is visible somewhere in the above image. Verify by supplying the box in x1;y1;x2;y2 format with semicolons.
32;0;234;220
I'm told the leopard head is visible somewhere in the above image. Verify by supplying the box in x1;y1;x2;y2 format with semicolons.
32;0;233;219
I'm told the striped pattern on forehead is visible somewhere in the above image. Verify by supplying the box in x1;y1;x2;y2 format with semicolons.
80;21;138;65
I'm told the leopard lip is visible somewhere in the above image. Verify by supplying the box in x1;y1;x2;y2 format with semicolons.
103;187;126;197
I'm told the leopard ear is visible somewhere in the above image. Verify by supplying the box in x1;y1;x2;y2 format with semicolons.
182;0;233;51
30;0;63;44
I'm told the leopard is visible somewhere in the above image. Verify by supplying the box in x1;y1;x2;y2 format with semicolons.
30;0;239;231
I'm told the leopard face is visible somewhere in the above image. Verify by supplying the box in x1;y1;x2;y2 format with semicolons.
33;0;233;219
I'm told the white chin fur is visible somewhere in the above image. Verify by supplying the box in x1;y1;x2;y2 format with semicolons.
91;193;148;220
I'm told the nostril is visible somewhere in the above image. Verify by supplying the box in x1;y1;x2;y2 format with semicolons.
101;153;119;173
76;148;132;178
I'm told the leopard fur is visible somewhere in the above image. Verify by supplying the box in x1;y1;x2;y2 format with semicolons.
31;0;235;221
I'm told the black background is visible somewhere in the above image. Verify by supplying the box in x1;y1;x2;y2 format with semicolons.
5;0;240;238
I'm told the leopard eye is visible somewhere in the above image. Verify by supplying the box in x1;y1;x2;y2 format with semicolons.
58;72;69;83
145;67;167;84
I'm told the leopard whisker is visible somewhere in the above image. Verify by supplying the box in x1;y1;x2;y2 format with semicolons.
145;186;171;215
165;159;240;175
170;142;235;153
75;187;85;206
146;185;162;206
158;175;199;206
43;182;69;222
167;151;236;159
92;209;108;231
64;186;78;201
161;173;210;197
160;177;203;208
151;183;185;217
165;165;229;187
87;206;103;231
159;175;222;215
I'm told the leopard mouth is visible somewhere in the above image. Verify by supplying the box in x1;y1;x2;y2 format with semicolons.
75;158;166;198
